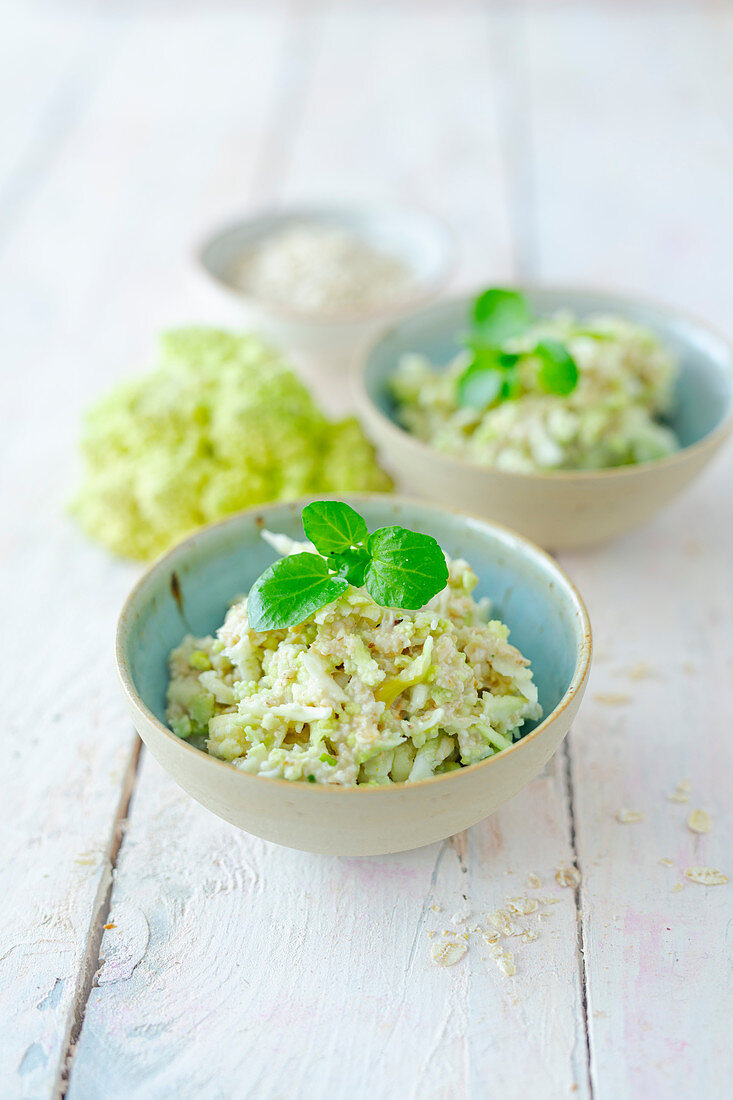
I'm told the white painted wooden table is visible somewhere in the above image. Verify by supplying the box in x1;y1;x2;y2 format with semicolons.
2;3;732;1097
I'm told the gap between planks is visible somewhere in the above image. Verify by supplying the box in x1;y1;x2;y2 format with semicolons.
57;739;144;1100
561;740;595;1100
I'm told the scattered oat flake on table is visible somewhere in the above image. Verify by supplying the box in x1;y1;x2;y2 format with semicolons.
659;858;675;867
555;865;581;888
483;930;500;945
506;896;538;916
667;780;691;803
492;949;516;977
616;808;645;824
594;692;632;705
687;809;712;834
626;662;655;680
429;903;442;913
521;928;538;943
671;883;684;893
685;867;728;886
526;873;541;889
451;910;470;925
487;908;518;936
430;940;468;967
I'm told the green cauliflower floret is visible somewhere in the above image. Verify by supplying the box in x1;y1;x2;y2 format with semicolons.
73;327;391;559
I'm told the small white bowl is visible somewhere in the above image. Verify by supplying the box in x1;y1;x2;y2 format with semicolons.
196;204;455;373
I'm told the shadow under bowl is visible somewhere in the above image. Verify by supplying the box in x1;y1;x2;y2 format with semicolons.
357;289;733;549
116;495;591;856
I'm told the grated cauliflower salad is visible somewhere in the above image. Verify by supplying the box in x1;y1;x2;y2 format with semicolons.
392;313;679;473
166;537;542;786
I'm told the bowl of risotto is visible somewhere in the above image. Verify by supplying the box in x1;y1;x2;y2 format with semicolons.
116;495;591;855
357;288;733;548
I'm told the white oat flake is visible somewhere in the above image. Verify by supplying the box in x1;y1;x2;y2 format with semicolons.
667;780;692;804
431;940;468;967
555;865;581;888
686;809;712;834
684;866;728;887
506;896;538;916
615;808;645;824
626;662;655;680
526;873;541;889
493;949;516;977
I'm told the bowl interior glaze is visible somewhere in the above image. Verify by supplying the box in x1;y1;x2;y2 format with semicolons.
123;497;587;750
364;290;733;454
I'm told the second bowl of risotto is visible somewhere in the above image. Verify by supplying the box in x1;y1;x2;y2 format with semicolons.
357;288;733;548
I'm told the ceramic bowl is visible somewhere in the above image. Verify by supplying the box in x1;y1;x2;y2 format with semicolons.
357;289;733;548
196;204;455;377
116;495;591;856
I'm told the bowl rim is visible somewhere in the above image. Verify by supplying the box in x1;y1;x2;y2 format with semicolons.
115;493;593;796
356;284;733;482
194;201;457;328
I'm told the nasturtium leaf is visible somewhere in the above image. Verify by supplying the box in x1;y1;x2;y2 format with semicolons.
534;339;579;396
458;364;503;410
458;348;522;410
247;553;348;631
365;526;449;610
302;499;369;555
470;288;531;345
327;546;370;586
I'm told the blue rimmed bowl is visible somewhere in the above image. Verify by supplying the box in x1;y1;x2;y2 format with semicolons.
116;495;591;856
357;289;733;548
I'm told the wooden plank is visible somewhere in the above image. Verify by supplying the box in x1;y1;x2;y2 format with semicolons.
525;3;733;1096
527;1;733;331
67;6;590;1097
0;10;291;1098
69;754;588;1100
0;7;127;243
280;3;516;286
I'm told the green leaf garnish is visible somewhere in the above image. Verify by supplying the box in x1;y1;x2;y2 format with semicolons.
458;348;522;411
458;287;579;409
248;503;449;631
302;499;369;555
364;526;449;610
459;366;503;411
471;288;531;344
327;546;370;586
247;553;349;631
534;339;579;395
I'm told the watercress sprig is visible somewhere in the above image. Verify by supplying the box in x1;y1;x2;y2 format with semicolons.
458;288;579;411
247;501;449;632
